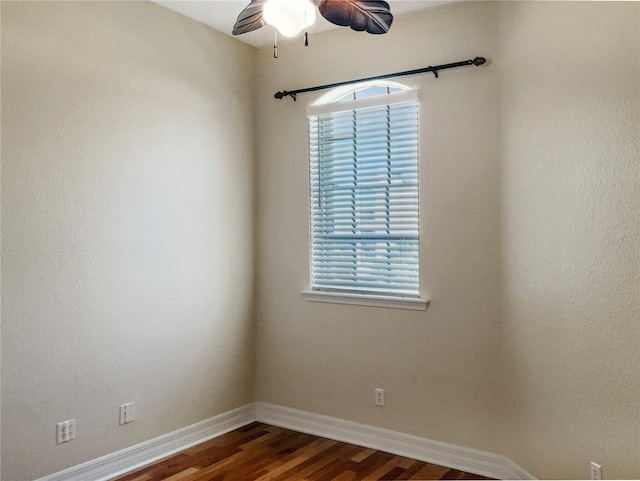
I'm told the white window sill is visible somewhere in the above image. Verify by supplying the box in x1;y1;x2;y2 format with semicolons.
302;291;429;311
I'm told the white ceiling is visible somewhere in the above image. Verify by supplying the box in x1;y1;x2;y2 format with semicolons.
152;1;454;48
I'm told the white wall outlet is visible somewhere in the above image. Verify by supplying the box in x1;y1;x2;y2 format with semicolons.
56;419;75;444
119;402;135;425
591;462;602;480
375;388;384;406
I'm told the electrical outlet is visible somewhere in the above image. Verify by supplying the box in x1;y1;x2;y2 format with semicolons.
119;402;135;425
56;421;68;444
375;388;384;406
56;419;75;445
591;462;602;480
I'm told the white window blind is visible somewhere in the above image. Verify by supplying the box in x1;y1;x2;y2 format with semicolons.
308;88;419;298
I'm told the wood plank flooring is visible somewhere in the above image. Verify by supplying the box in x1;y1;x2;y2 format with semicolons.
113;422;493;481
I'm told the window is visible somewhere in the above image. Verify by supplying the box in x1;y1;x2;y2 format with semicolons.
305;84;426;309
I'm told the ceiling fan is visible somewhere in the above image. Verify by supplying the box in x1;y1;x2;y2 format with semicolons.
233;0;394;42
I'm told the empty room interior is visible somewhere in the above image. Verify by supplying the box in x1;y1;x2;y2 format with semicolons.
1;1;639;480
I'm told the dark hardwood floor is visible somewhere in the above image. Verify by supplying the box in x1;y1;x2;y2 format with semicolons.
113;422;493;481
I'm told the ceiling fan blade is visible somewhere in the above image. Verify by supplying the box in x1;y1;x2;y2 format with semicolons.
233;0;267;36
315;0;393;34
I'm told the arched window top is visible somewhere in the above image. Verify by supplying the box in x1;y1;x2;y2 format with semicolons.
311;80;411;106
336;85;405;102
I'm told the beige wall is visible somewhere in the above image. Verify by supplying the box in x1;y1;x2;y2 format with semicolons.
2;1;638;480
498;2;639;478
255;2;639;479
255;0;504;455
1;2;256;480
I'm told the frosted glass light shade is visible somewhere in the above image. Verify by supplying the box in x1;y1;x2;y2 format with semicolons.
263;0;316;38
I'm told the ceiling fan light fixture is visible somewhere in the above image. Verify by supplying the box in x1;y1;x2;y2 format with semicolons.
263;0;316;38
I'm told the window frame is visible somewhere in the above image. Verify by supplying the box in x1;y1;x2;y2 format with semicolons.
303;85;428;310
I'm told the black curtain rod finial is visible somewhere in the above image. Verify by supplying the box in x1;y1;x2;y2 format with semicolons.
274;91;296;101
473;57;486;66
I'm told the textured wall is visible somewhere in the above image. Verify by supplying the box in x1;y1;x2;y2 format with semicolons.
1;2;256;480
2;1;638;480
255;1;639;479
255;0;505;456
498;2;639;478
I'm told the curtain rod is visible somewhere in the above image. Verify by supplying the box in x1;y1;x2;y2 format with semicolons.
274;56;486;101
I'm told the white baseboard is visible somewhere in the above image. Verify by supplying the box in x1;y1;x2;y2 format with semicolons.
35;404;257;481
35;402;535;481
255;402;536;480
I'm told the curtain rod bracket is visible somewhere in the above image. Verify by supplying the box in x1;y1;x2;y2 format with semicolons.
274;56;486;101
